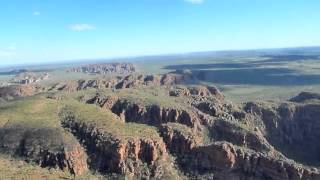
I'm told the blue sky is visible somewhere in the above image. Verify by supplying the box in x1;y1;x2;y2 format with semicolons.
0;0;320;66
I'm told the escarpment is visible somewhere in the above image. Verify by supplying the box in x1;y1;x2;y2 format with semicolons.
187;142;320;180
59;104;181;179
210;119;277;154
77;88;320;180
169;85;224;100
51;73;196;93
78;84;320;179
69;63;136;75
159;123;205;154
84;84;231;129
2;70;320;180
62;119;167;176
0;73;196;101
244;100;320;166
111;101;200;127
115;73;196;89
0;127;88;176
0;84;46;100
86;93;201;128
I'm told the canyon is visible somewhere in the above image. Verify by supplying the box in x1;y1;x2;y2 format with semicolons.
0;73;320;179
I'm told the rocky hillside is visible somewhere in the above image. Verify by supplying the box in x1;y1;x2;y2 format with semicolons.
12;72;50;85
0;73;320;179
69;63;136;75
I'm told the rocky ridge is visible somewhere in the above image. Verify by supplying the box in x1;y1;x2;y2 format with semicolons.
0;126;88;176
82;84;320;179
1;72;320;179
69;63;136;75
58;103;180;178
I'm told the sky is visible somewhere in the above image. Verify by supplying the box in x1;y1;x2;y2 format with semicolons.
0;0;320;66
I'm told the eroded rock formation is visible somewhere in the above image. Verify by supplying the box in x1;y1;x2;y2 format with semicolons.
0;127;88;176
69;63;136;75
0;85;46;100
60;109;178;178
188;142;320;180
244;100;320;166
1;71;320;179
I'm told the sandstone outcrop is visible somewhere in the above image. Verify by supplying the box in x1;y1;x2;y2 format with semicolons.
2;70;320;180
211;119;276;154
188;142;320;180
12;72;49;85
51;78;120;93
159;123;204;154
0;127;88;176
86;94;201;128
69;63;136;75
52;73;197;93
54;83;320;179
60;109;178;178
244;101;320;166
115;73;196;89
169;85;224;100
0;85;46;100
112;101;200;127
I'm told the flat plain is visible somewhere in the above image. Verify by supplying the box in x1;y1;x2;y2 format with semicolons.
134;49;320;102
2;49;320;102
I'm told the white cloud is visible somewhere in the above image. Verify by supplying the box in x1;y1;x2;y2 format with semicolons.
33;11;40;16
184;0;203;4
69;24;96;31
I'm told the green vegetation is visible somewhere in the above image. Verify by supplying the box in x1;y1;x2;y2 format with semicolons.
0;94;163;140
2;50;320;102
0;94;168;178
0;154;101;180
100;87;185;108
60;100;161;140
0;155;74;180
1;52;320;178
57;85;188;109
136;54;320;102
0;96;61;128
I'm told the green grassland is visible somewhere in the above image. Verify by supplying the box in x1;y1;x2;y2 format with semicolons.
60;100;161;140
135;53;320;102
0;155;74;180
1;48;320;102
98;86;186;108
0;94;163;141
0;96;61;128
0;94;166;178
56;85;188;109
47;52;320;102
0;154;102;180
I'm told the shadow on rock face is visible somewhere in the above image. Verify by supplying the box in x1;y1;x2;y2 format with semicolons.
0;126;88;176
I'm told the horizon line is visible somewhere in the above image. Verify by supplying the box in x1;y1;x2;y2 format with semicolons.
1;45;320;69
